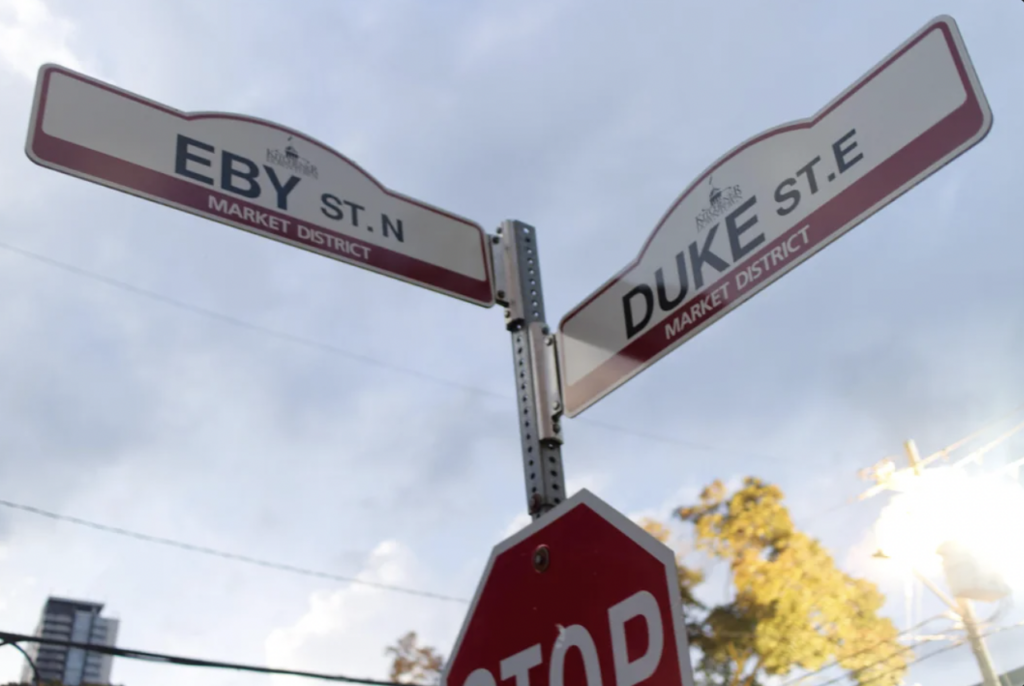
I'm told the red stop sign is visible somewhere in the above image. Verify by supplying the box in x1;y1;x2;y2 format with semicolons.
443;490;694;686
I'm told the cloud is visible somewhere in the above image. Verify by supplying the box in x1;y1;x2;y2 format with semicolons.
266;541;462;686
0;0;83;79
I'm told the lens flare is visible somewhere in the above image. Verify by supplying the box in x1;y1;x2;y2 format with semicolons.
874;467;1024;592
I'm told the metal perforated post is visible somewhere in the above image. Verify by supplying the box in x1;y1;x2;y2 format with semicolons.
491;220;565;520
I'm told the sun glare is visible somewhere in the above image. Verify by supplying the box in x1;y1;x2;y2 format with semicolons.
875;466;1024;591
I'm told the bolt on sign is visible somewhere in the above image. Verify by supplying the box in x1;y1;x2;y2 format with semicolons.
558;15;992;417
26;64;495;307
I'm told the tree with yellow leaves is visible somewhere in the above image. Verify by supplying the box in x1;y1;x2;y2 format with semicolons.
385;631;444;686
663;477;906;686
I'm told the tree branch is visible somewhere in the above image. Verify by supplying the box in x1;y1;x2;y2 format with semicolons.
741;655;765;686
726;645;751;686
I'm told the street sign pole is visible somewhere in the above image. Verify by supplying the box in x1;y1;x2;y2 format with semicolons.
491;220;566;519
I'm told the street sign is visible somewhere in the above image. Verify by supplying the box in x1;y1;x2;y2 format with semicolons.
443;489;694;686
557;14;992;417
25;64;495;307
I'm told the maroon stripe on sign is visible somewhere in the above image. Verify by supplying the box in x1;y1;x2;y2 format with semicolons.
564;72;987;413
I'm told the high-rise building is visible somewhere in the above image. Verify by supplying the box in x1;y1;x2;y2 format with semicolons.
20;597;119;686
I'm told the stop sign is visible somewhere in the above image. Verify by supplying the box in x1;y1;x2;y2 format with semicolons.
443;490;694;686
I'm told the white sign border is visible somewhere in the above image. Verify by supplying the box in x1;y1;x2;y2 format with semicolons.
25;63;496;308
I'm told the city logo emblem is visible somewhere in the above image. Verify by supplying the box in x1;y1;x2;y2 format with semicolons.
266;136;319;179
695;175;743;232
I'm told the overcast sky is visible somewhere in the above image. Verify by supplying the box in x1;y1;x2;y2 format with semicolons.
1;1;1023;686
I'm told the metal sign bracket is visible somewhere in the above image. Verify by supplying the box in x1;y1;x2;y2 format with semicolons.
490;221;566;520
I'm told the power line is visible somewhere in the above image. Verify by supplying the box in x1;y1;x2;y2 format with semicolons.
814;640;922;686
0;242;807;602
0;498;469;605
777;614;949;686
853;640;965;686
921;402;1024;469
0;239;508;402
949;418;1024;470
0;631;404;685
819;621;1023;686
0;239;797;465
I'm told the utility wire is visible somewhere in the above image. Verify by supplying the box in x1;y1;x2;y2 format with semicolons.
777;614;949;686
0;239;796;465
949;419;1024;469
6;240;987;609
852;640;965;686
0;241;803;603
818;621;1023;686
0;498;469;605
811;631;955;686
0;239;507;401
921;402;1024;469
853;624;1016;686
811;639;922;686
0;631;404;685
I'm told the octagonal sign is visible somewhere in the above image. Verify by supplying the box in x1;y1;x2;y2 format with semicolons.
443;490;695;686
